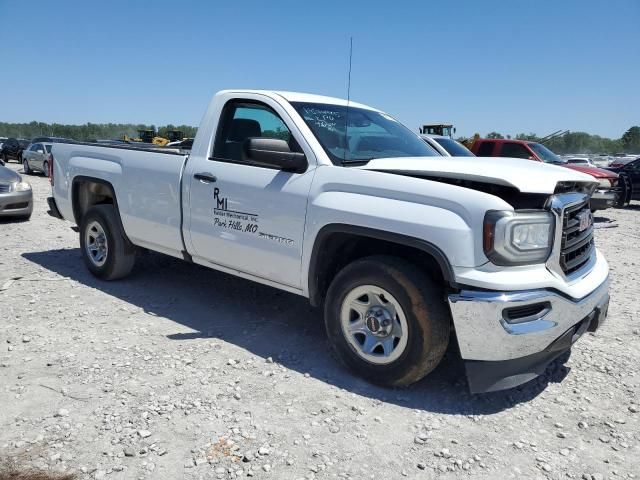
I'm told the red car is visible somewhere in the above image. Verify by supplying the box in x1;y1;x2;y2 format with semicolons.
471;139;619;211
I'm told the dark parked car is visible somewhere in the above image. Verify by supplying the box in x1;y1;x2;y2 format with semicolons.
605;157;640;202
1;138;31;164
0;164;33;220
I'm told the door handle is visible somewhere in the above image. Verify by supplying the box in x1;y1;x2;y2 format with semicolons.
194;172;217;183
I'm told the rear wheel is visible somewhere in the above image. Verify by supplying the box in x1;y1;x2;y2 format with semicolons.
324;255;450;387
80;205;136;280
23;159;31;174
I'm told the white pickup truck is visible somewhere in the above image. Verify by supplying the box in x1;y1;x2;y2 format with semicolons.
48;90;610;393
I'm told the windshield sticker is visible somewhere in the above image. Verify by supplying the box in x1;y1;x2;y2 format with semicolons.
211;187;293;245
301;107;341;131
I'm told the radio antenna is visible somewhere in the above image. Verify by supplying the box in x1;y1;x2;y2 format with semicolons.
343;36;353;164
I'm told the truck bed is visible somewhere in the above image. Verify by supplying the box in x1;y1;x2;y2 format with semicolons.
51;142;189;257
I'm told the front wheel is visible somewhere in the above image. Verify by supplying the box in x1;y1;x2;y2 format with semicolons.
80;205;136;280
23;159;31;174
324;255;450;387
42;160;49;177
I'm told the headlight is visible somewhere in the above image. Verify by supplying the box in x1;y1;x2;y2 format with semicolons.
12;181;32;192
484;211;555;265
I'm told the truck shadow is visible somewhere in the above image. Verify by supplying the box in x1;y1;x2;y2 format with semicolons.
23;248;570;415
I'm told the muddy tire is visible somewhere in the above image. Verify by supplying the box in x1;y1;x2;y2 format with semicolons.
324;255;450;387
80;205;136;280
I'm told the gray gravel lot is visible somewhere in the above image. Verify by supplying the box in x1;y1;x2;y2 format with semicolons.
1;163;639;479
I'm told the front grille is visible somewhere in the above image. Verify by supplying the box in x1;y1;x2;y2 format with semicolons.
0;183;10;193
560;201;594;275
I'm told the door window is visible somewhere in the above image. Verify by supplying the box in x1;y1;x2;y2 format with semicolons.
625;160;640;172
501;143;531;159
213;101;295;163
475;142;495;156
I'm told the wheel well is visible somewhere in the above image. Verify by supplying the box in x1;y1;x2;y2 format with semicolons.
309;227;453;307
72;178;116;225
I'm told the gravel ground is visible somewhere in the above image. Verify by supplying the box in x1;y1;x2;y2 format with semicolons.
1;163;639;480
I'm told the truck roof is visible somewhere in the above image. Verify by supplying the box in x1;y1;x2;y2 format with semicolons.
217;89;378;111
475;138;532;145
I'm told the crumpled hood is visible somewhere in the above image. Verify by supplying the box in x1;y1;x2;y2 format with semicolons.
0;165;21;185
359;156;596;194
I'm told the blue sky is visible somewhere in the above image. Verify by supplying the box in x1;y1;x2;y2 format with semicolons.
0;0;638;138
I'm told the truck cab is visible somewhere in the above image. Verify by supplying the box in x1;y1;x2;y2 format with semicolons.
420;124;455;138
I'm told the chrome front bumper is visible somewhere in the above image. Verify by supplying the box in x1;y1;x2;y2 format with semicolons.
448;275;610;362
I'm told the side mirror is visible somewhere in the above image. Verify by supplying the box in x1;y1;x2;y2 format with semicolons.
244;138;307;174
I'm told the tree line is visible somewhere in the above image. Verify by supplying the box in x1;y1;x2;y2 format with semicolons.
463;126;640;154
0;121;198;142
2;121;639;154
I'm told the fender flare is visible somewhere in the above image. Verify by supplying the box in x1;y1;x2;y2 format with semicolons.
307;223;456;307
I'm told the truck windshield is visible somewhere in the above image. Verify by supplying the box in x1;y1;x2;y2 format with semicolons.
528;143;566;164
291;102;438;164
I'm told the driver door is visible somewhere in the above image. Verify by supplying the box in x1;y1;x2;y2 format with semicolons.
186;96;316;290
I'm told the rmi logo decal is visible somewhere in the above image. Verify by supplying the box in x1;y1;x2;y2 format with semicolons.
213;187;228;210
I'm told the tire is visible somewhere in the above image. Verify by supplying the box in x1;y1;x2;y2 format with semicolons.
614;173;633;208
80;204;136;280
23;159;31;174
42;160;49;177
1;153;7;164
324;255;450;387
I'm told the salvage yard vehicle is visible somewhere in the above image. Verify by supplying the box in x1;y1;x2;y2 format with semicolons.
420;134;475;157
605;157;639;201
47;90;610;393
0;164;33;219
0;138;30;164
471;138;621;212
22;142;53;176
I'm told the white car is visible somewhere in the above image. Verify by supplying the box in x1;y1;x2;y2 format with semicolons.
565;157;595;166
420;134;474;157
48;89;610;393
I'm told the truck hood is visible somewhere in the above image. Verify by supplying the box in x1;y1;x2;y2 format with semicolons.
562;164;618;179
359;156;596;194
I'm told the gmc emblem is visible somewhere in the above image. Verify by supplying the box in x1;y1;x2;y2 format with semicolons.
577;210;593;232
